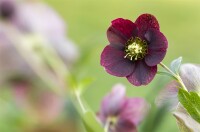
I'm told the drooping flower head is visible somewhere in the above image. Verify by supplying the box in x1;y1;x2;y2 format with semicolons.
97;84;149;132
156;64;200;130
156;64;200;110
101;14;168;86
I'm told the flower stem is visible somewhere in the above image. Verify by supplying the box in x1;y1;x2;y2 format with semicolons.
75;92;87;113
104;119;110;132
159;62;188;91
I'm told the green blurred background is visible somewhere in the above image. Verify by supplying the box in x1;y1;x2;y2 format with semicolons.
45;0;200;131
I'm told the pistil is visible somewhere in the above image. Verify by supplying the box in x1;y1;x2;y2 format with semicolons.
124;37;148;61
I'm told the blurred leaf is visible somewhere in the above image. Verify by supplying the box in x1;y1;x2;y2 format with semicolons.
78;77;95;95
67;74;78;91
82;111;104;132
68;75;94;95
170;57;182;74
157;71;177;80
178;88;200;123
174;115;193;132
173;104;200;132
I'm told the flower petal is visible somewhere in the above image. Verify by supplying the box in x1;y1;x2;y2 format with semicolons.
101;46;135;77
144;29;168;66
126;61;157;86
119;98;149;126
135;14;160;36
145;29;168;50
100;45;124;67
155;81;179;111
105;60;135;77
116;119;137;132
100;84;126;118
110;18;138;40
107;26;127;50
180;64;200;92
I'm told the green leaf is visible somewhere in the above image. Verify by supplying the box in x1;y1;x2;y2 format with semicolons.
82;111;104;132
68;75;94;96
78;77;95;95
157;71;177;80
178;88;200;123
170;57;182;74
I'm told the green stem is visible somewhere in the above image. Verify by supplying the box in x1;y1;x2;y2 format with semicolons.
159;62;188;91
75;91;87;113
104;119;110;132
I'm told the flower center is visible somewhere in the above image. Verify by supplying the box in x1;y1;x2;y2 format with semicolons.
124;37;148;61
105;116;118;131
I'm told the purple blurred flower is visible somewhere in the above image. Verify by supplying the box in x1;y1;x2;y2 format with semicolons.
0;0;78;67
101;14;168;86
14;1;79;65
156;64;200;130
0;0;79;83
11;80;65;124
97;84;149;132
0;23;34;82
156;64;200;110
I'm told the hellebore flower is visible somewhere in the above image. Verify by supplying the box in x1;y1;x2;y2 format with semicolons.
101;14;168;86
156;64;200;130
97;84;149;132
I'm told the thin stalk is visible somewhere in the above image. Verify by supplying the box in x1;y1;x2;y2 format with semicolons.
104;119;110;132
75;91;87;114
159;62;188;91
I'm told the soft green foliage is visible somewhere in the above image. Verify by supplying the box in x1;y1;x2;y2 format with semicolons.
82;111;104;132
157;71;177;80
78;77;95;95
170;57;182;74
178;88;200;123
68;74;94;95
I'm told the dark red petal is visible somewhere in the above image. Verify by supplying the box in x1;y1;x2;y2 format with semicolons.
101;46;135;77
135;14;160;36
144;29;168;66
107;26;127;49
145;50;166;66
105;59;135;77
126;61;157;86
111;18;138;39
116;119;137;132
145;29;168;50
101;45;124;67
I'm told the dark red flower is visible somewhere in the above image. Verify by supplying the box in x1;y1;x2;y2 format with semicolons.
100;14;168;86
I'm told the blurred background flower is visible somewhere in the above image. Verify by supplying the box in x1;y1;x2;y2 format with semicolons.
0;0;79;131
156;64;200;131
97;84;149;132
